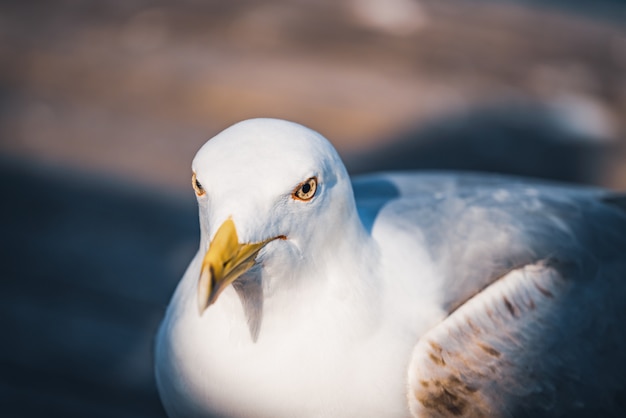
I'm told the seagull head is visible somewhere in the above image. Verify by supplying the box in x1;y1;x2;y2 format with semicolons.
191;118;358;314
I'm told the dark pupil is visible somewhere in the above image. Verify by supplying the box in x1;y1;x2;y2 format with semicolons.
301;183;311;194
196;180;202;190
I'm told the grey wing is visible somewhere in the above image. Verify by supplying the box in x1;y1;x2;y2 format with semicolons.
354;172;626;417
355;171;623;311
356;174;626;417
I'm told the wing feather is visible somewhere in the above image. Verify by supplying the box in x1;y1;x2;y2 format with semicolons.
367;173;626;418
407;259;626;417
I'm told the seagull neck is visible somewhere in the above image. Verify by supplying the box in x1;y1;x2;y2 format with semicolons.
329;213;376;270
310;208;380;298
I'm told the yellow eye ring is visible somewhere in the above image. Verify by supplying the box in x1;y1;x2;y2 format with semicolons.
292;177;317;201
192;172;205;196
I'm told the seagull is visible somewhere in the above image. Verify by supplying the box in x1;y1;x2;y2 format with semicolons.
155;118;626;418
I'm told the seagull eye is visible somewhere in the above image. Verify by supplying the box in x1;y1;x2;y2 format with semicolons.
293;177;317;201
192;173;205;196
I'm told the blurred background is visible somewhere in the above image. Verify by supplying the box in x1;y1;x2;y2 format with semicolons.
1;1;625;417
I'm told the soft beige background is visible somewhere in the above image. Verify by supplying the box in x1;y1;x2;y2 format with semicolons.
1;0;625;190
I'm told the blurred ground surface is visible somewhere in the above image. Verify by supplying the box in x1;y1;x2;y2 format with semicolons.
1;159;188;417
1;1;625;417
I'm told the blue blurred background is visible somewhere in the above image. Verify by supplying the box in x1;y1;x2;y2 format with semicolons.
0;1;625;417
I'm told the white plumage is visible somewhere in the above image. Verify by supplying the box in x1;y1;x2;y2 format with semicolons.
155;118;626;418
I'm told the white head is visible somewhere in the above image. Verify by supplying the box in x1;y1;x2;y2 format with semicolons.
191;118;362;315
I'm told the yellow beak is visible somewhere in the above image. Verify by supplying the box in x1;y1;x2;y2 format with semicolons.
197;218;283;314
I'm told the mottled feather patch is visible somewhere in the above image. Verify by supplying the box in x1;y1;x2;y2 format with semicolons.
465;317;481;334
428;341;446;366
502;296;518;317
417;387;467;416
477;343;501;357
414;375;479;417
485;307;495;320
429;353;446;366
429;341;443;353
534;281;555;298
446;375;478;393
